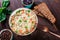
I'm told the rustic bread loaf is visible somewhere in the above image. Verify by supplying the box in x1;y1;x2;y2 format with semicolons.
34;2;56;23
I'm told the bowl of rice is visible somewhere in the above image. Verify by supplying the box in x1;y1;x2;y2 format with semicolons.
9;8;38;36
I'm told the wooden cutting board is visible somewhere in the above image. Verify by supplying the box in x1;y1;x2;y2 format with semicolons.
0;0;60;40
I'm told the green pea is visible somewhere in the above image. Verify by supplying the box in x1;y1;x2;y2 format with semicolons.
25;26;28;28
19;19;22;22
15;30;18;33
24;20;27;22
27;10;30;13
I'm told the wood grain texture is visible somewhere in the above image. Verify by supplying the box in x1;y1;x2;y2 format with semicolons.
0;0;60;40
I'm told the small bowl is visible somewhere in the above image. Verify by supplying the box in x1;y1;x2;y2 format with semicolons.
21;0;34;8
9;8;38;36
0;29;13;40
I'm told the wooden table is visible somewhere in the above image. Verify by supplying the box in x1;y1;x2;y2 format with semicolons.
0;0;60;40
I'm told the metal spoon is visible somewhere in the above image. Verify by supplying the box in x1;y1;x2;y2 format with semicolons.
42;26;60;38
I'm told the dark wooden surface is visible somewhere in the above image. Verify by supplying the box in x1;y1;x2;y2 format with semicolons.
0;0;60;40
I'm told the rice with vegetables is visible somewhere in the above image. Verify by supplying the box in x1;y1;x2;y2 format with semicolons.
9;8;38;36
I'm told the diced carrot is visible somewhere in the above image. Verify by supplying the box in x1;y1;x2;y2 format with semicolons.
11;16;15;23
16;17;18;19
19;29;23;33
28;14;30;16
11;18;14;21
21;10;24;14
30;26;34;32
25;28;29;34
30;18;32;21
32;21;36;24
12;20;15;24
26;13;30;17
23;17;26;19
26;28;28;32
12;16;15;18
32;27;34;29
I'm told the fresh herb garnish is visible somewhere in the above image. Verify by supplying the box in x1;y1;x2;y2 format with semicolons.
0;7;6;13
0;13;6;22
2;0;10;7
0;0;12;22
